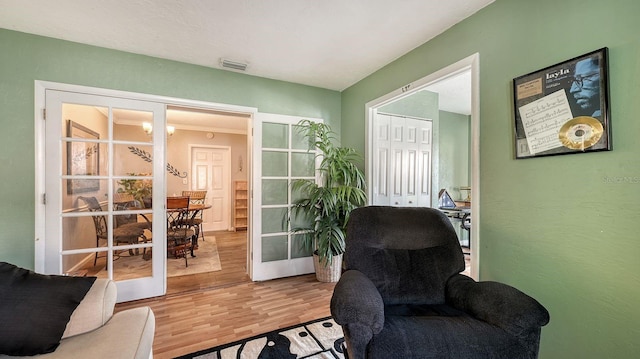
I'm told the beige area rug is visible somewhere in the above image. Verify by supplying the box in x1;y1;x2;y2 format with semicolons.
99;235;222;281
167;236;222;277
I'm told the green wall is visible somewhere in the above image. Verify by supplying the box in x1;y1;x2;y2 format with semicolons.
341;0;640;357
439;111;470;200
378;89;439;119
0;29;341;269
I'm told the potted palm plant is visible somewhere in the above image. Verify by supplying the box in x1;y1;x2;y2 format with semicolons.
289;120;366;282
117;173;152;207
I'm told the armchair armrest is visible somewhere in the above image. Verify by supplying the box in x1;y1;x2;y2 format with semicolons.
330;270;385;333
446;274;550;337
62;279;116;339
331;270;385;359
41;307;155;359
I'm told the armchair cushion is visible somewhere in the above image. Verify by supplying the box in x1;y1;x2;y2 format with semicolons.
0;262;96;356
344;206;464;306
359;244;462;305
371;312;526;359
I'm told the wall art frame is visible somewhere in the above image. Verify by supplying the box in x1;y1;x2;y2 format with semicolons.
512;47;611;159
67;120;100;194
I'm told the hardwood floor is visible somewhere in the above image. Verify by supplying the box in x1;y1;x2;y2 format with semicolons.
165;230;251;295
115;230;336;359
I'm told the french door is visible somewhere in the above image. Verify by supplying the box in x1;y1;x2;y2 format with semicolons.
43;89;166;301
250;113;321;281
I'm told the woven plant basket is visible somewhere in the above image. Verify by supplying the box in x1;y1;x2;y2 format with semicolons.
313;253;343;282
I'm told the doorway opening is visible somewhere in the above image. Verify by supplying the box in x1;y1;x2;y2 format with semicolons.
365;54;480;279
164;105;252;293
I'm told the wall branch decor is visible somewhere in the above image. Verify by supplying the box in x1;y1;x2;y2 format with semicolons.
128;146;188;178
166;163;187;178
129;146;152;162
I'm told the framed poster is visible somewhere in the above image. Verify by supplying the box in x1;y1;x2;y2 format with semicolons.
67;120;100;194
513;47;611;159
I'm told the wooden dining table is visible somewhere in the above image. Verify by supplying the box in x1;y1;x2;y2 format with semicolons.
128;203;212;221
167;203;212;214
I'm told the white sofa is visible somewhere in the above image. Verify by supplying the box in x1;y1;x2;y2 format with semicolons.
1;279;155;359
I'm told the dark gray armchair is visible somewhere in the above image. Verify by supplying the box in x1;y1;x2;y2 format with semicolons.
330;206;550;359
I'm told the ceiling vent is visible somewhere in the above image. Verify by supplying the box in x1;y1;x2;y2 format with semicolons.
220;58;248;71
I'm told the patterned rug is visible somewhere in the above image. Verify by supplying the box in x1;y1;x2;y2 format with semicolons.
176;317;345;359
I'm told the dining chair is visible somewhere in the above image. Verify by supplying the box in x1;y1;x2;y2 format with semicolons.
166;196;196;267
181;190;207;243
113;192;149;227
78;196;150;267
113;192;140;208
113;192;153;257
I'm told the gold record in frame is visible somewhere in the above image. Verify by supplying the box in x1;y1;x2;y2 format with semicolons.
558;116;603;151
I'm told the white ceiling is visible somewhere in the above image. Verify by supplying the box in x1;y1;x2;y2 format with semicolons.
111;106;250;135
423;70;472;115
0;0;493;92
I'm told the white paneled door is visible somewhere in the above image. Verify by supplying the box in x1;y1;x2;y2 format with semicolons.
372;113;432;207
190;146;231;231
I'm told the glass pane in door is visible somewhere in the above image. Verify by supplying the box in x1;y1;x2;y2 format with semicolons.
59;103;155;281
262;179;288;205
60;104;111;276
254;117;320;280
110;108;156;281
263;122;288;148
45;89;166;301
261;235;288;262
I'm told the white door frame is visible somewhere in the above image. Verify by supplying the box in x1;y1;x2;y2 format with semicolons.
34;81;256;299
364;53;480;280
